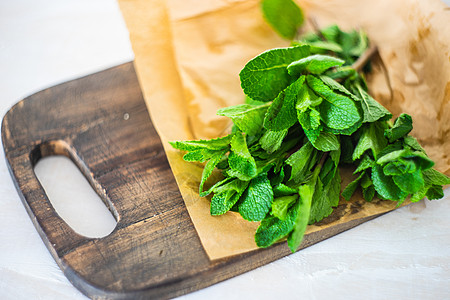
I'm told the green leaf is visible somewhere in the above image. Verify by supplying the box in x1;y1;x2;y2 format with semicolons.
354;85;392;123
403;135;425;152
287;165;320;252
322;119;362;136
342;172;364;200
426;185;444;200
255;201;299;248
309;168;341;223
410;188;427;203
422;168;450;186
319;75;360;102
307;75;361;130
296;83;323;113
354;154;375;174
261;0;304;40
210;179;249;215
392;170;424;194
272;195;299;220
352;122;387;160
297;109;321;143
217;103;270;136
311;131;340;151
287;54;344;76
239;173;274;221
383;159;417;175
228;132;257;180
371;164;408;201
269;164;285;187
340;136;354;164
199;149;228;196
320;25;340;43
377;149;434;171
286;142;317;186
264;76;305;131
240;46;310;102
410;168;448;202
299;40;343;53
359;172;375;202
259;129;288;154
182;149;219;163
169;134;233;151
273;183;298;197
384;113;413;143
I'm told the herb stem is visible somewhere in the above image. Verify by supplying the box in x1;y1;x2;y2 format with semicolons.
351;44;378;72
308;17;326;41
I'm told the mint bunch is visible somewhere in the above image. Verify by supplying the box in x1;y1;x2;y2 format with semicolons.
170;0;450;252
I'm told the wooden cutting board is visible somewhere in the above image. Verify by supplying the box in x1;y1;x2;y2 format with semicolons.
2;62;393;299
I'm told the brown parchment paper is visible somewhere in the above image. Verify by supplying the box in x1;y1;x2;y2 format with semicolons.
118;0;450;260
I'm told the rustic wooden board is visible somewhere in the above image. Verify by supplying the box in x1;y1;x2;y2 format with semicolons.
2;62;389;299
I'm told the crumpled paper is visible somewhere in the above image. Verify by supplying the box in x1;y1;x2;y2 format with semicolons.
118;0;450;260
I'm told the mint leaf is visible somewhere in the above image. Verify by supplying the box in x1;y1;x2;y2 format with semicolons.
361;173;375;202
261;0;304;40
352;122;387;160
306;75;361;130
426;185;444;200
377;149;434;171
354;85;392;123
309;168;341;223
342;172;364;200
259;129;288;154
311;131;340;151
240;46;310;102
286;142;318;186
287;54;344;76
372;164;408;201
403;135;425;152
217;103;270;136
319;75;360;102
210;179;249;215
273;183;297;197
264;76;305;131
169;134;233;151
297;108;321;143
422;168;450;186
239;173;274;221
255;201;299;248
228;132;257;180
322;119;362;136
410;169;450;202
272;194;299;220
383;158;420;175
287;166;320;252
354;154;375;174
384;113;413;143
298;40;343;53
392;170;424;194
182;149;220;162
199;149;228;196
296;83;323;113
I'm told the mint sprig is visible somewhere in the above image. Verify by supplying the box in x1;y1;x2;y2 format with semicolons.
170;1;450;252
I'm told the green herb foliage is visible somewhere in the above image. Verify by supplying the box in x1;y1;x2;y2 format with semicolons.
170;0;450;252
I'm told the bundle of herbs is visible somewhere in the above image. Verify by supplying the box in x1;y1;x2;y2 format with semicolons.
170;0;450;252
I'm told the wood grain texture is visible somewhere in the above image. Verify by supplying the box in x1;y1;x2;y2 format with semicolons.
2;63;392;299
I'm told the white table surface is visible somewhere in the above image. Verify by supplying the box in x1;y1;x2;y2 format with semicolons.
1;1;449;299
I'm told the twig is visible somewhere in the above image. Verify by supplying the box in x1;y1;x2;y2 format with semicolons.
308;17;326;41
351;45;394;101
375;51;394;101
351;45;378;72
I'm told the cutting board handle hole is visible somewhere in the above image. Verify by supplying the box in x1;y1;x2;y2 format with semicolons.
34;155;117;238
